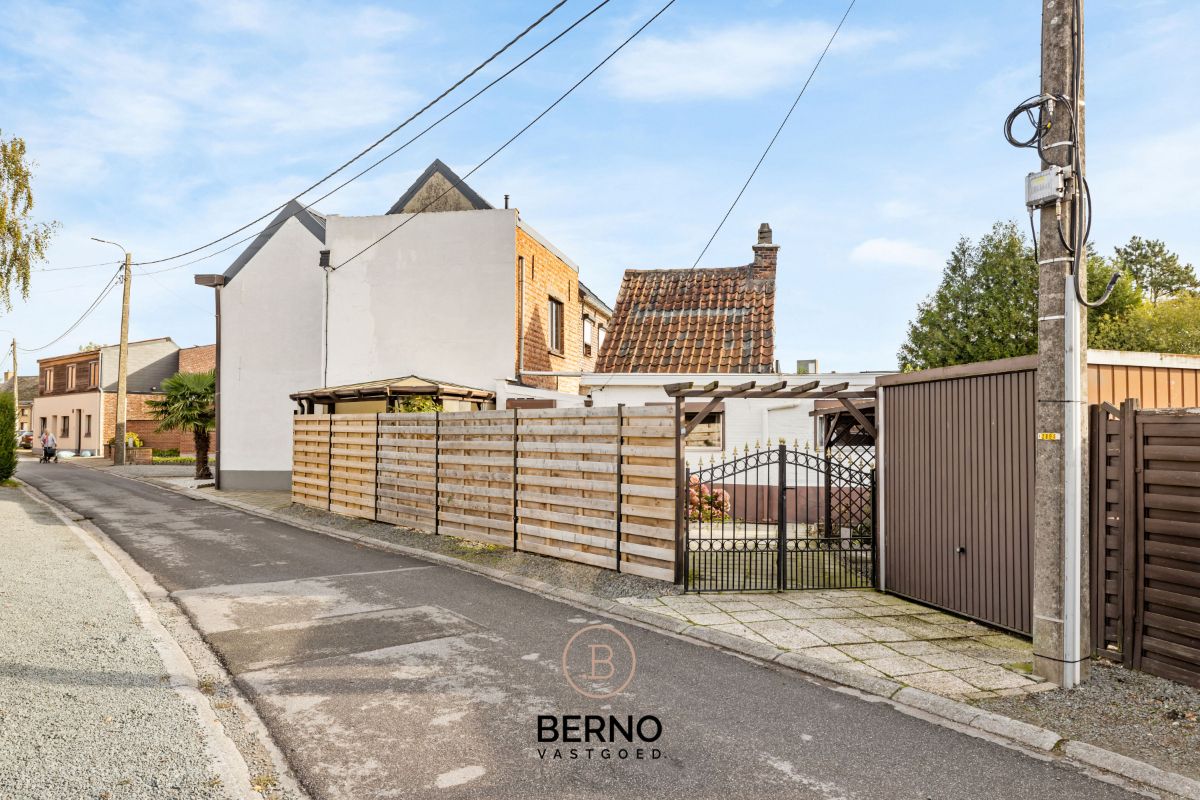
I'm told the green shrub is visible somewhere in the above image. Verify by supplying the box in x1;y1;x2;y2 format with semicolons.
152;448;180;458
153;455;196;465
0;393;16;482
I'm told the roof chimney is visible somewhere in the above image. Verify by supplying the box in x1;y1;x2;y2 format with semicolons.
2;370;10;382
752;222;778;277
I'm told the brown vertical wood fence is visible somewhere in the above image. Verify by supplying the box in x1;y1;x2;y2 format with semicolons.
1091;400;1200;689
878;357;1037;635
291;406;677;582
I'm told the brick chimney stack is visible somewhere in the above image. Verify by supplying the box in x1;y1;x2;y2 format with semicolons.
752;222;778;278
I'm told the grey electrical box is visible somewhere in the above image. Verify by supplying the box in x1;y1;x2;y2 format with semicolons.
1025;166;1068;208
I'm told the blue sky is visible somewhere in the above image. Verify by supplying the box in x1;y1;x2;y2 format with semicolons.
1;0;1198;375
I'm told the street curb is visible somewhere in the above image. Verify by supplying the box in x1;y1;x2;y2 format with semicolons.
14;481;265;800
66;466;1200;800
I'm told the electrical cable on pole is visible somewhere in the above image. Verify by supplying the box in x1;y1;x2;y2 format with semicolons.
690;0;855;269
1004;0;1094;688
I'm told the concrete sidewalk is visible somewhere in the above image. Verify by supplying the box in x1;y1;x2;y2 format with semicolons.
0;483;247;800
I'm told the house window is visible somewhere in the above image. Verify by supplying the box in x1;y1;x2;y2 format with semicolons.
583;315;594;357
43;368;53;393
89;361;98;387
85;415;92;437
67;364;77;390
548;297;564;353
39;417;47;434
598;325;607;349
61;415;70;437
684;410;723;449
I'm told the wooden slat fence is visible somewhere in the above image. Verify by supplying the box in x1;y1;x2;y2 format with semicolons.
291;406;677;582
1090;399;1200;689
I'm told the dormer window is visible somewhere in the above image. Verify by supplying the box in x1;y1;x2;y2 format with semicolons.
583;315;594;357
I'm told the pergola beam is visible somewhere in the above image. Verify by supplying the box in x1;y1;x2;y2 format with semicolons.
838;397;878;440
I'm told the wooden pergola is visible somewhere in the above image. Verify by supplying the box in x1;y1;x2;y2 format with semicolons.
664;378;875;439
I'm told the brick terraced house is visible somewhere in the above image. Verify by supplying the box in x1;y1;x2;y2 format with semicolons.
1;372;37;432
32;338;215;457
196;159;612;490
596;223;777;374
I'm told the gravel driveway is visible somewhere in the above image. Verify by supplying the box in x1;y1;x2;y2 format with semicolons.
0;484;236;800
979;658;1200;781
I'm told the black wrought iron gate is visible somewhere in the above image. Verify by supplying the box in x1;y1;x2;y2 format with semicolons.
684;444;876;592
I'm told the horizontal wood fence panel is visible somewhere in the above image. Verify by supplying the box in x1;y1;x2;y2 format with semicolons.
292;406;677;581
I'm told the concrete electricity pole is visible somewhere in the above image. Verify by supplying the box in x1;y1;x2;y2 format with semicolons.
93;239;133;466
10;339;16;432
1032;0;1089;688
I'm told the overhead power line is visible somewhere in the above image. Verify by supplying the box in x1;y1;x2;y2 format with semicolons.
34;259;121;273
138;0;617;277
690;0;855;269
17;267;123;354
132;0;584;269
330;0;679;273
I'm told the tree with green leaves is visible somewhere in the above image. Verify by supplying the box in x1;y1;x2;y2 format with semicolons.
1;132;56;311
146;371;216;479
1091;294;1200;354
898;221;1038;371
1114;236;1198;305
0;392;17;483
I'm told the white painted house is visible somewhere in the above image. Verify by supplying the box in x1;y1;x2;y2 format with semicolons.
196;160;610;490
582;371;889;471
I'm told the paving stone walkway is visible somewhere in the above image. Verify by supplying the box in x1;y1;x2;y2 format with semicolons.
616;590;1054;699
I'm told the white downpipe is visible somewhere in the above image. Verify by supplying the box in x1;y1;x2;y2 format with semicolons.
876;386;886;592
1062;274;1083;688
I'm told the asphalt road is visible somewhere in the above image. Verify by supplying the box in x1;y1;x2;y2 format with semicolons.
19;461;1144;800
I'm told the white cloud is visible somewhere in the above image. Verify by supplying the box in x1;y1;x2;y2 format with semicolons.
891;38;978;71
605;22;892;101
849;238;940;269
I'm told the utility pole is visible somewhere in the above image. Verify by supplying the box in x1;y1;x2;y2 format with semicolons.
10;339;17;432
114;250;133;465
1032;0;1089;688
93;238;133;466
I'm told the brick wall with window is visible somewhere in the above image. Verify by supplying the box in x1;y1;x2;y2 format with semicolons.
514;226;610;393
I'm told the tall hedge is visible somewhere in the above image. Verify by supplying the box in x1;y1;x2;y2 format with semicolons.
0;392;16;482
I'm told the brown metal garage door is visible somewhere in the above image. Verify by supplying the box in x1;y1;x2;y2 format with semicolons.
878;357;1036;634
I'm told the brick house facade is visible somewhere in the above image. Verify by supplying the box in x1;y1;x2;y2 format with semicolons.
178;344;216;374
515;226;611;393
33;338;216;457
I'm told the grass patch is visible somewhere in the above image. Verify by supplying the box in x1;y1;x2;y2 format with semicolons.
1;478;19;488
1006;661;1034;674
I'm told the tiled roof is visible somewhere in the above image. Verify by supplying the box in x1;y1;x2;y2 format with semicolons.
596;264;775;373
0;375;38;403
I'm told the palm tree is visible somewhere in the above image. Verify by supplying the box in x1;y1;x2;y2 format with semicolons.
147;370;216;479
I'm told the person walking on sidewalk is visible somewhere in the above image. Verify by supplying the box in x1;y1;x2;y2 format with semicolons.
41;430;58;463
